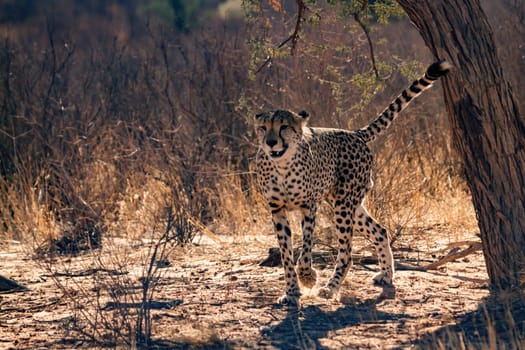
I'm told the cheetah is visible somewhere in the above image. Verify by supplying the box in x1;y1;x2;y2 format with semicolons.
255;61;451;306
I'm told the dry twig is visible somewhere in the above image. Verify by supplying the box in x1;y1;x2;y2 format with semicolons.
353;0;380;79
260;240;483;272
422;242;482;271
255;0;307;74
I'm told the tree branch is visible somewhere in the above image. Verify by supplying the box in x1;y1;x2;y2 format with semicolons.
353;0;380;79
255;0;307;74
277;0;306;54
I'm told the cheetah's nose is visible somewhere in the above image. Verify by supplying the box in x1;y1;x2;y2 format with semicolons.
266;139;278;148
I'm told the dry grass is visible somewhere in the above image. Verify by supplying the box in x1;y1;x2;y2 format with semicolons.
0;4;468;249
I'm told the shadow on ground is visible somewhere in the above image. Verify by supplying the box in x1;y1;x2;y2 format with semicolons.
263;293;525;350
397;293;525;349
36;338;239;350
264;298;415;349
145;338;239;350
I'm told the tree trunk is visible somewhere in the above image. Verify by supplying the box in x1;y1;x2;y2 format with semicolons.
396;0;525;292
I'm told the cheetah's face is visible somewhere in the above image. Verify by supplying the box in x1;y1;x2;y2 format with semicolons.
255;110;309;161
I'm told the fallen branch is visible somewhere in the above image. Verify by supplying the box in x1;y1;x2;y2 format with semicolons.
102;300;182;311
47;268;128;278
422;242;483;271
260;247;403;267
260;240;483;272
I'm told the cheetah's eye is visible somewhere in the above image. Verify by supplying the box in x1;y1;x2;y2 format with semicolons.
280;125;290;132
258;126;267;133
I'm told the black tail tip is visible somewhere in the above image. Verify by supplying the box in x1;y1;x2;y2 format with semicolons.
426;60;452;79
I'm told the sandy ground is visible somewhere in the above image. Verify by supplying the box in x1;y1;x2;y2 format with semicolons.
0;231;501;349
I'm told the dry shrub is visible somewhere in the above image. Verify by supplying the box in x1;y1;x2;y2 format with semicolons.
3;1;519;254
113;173;172;240
37;207;183;347
0;172;61;244
0;2;476;254
367;110;460;236
0;13;252;249
212;169;270;236
0;13;252;343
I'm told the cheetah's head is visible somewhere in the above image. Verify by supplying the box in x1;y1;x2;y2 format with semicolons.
255;109;309;161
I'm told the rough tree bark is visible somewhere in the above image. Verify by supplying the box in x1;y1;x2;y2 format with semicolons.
396;0;525;293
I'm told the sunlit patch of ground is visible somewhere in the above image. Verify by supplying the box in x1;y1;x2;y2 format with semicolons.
0;228;493;349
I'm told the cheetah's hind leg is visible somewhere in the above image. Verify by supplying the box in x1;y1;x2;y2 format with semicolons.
354;205;396;299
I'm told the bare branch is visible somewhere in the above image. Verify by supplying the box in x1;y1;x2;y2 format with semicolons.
255;0;307;74
277;0;306;54
254;55;272;74
423;242;483;271
353;0;380;79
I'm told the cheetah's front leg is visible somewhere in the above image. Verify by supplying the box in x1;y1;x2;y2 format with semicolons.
297;205;318;289
272;208;300;306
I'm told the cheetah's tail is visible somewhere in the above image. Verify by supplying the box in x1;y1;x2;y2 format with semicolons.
356;60;451;143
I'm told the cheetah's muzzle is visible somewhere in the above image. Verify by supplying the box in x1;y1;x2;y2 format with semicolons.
269;148;287;158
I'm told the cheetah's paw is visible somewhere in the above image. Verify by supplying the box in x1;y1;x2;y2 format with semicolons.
372;271;392;286
298;268;317;289
317;286;336;299
278;294;300;307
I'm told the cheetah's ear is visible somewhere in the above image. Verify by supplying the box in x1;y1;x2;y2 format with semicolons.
297;110;310;127
255;112;269;121
298;110;309;119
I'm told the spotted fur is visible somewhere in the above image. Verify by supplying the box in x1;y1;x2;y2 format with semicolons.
255;61;450;305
